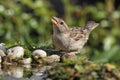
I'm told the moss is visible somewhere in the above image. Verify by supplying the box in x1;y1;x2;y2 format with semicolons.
47;56;120;80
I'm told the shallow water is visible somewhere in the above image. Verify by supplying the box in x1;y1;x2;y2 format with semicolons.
0;64;51;80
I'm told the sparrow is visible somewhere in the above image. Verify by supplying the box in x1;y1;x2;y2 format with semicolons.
51;17;99;54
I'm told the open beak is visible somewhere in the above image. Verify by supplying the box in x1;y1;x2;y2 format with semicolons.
51;17;58;26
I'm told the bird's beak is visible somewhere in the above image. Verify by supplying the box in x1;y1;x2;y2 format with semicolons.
51;17;58;26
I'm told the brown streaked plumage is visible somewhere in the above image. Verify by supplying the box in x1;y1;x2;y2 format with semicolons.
51;17;99;53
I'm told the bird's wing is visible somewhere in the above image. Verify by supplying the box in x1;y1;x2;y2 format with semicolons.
70;27;86;41
69;21;99;41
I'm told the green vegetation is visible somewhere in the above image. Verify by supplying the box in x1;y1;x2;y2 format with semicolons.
0;0;120;79
48;57;120;80
0;0;55;47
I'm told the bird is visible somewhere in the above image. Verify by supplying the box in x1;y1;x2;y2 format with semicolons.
51;17;99;54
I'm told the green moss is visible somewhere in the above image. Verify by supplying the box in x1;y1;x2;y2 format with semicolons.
47;57;120;79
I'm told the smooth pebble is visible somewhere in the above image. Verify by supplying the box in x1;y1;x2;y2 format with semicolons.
49;55;60;61
0;49;6;57
32;49;47;58
45;55;60;63
0;56;1;63
20;58;32;64
0;43;6;57
7;46;24;59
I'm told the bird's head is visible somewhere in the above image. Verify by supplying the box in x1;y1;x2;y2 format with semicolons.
51;17;70;34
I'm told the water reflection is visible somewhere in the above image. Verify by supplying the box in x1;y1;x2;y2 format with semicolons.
0;64;51;80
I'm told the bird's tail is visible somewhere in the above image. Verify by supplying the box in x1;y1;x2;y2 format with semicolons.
85;21;99;33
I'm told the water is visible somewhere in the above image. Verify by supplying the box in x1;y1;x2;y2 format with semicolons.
0;64;51;80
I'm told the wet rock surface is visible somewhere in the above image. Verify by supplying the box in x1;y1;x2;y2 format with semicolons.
7;46;24;59
0;43;7;57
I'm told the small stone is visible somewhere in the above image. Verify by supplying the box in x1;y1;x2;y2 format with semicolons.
32;49;47;58
0;43;7;57
0;49;6;57
23;64;31;69
20;58;32;64
0;56;1;63
62;52;77;58
7;46;24;59
49;55;60;61
0;43;7;53
45;55;60;63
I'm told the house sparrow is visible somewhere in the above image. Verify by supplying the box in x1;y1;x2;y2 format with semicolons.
51;17;99;54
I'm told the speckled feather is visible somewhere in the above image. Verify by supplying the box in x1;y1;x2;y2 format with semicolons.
70;21;98;41
70;27;85;41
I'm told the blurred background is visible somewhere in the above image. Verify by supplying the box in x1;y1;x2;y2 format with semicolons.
0;0;120;64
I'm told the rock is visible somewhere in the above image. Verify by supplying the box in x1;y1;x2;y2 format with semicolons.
19;58;32;64
45;55;60;64
0;49;6;57
0;43;7;57
23;64;31;70
7;46;24;59
0;56;1;63
0;43;7;53
32;49;47;58
62;52;77;58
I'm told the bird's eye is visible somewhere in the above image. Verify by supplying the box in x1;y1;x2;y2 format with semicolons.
60;22;64;25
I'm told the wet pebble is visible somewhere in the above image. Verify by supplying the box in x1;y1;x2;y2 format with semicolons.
19;58;32;64
45;55;60;64
23;64;31;70
0;49;6;57
0;43;6;57
32;49;47;58
62;52;77;58
7;46;24;59
0;56;1;63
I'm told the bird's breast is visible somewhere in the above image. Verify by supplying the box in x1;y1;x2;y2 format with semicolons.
53;33;70;50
